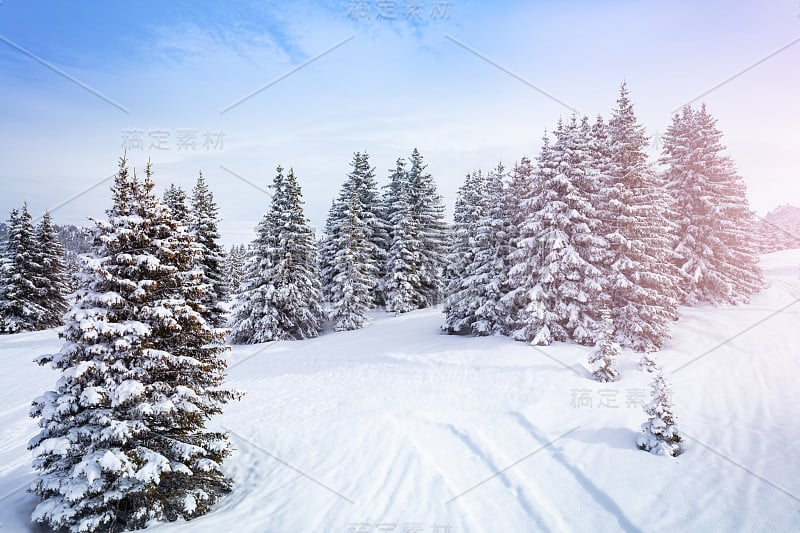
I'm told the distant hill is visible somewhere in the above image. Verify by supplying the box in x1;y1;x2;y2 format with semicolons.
758;204;800;252
0;221;91;255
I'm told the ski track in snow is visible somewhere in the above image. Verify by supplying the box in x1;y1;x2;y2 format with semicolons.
2;250;800;532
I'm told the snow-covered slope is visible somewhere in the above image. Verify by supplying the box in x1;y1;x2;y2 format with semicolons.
2;250;800;532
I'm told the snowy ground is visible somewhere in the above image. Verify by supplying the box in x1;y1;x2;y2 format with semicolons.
2;250;800;532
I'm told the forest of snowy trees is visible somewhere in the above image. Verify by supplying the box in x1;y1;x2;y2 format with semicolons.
227;85;763;356
0;83;768;530
443;85;763;353
227;148;449;342
0;206;69;333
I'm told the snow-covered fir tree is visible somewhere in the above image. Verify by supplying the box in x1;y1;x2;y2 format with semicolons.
229;201;278;344
223;244;247;297
587;309;620;382
383;158;425;314
639;351;658;373
351;152;390;305
327;173;378;331
320;152;386;308
55;224;92;293
29;156;240;533
62;251;86;293
660;103;764;305
189;172;227;327
230;166;324;342
461;163;513;335
637;368;682;456
406;148;448;306
599;83;681;351
163;183;189;225
34;211;70;328
0;204;49;333
519;117;608;346
501;156;539;337
442;169;486;333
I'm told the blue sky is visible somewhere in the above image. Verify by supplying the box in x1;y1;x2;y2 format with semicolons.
1;0;798;244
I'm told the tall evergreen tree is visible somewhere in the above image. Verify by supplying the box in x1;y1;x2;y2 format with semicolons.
442;170;486;333
163;183;189;225
230;166;324;342
189;173;227;327
600;83;681;351
661;103;764;305
383;158;424;314
0;204;49;333
351;152;389;305
452;163;513;336
470;162;514;335
406;148;448;306
501;156;538;337
34;211;70;327
29;157;240;532
320;152;386;308
517;117;607;345
230;196;279;344
319;199;341;302
327;173;378;331
505;139;553;342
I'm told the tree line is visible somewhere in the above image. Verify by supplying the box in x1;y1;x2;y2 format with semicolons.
228;84;763;358
443;84;762;355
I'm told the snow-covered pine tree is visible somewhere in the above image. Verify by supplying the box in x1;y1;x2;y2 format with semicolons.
406;148;448;307
320;152;385;308
319;199;341;303
55;224;91;294
465;163;513;336
34;211;70;328
588;308;620;382
639;351;658;373
0;204;49;333
524;117;607;345
661;103;764;305
442;170;486;333
637;368;682;456
62;251;85;293
269;167;324;338
229;202;277;344
501;156;538;337
351;152;389;306
230;166;324;342
189;172;227;327
163;183;189;225
504;140;551;342
29;156;240;533
600;83;681;351
383;158;425;315
223;244;247;298
328;172;378;331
